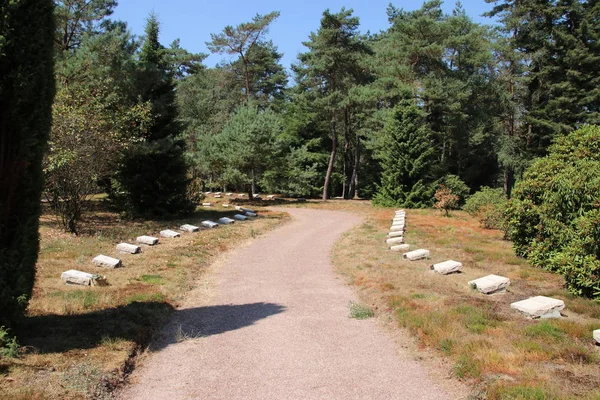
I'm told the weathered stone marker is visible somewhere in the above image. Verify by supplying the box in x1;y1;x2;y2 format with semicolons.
390;225;404;232
403;249;430;261
222;203;230;208
202;202;212;207
392;222;405;227
393;217;405;222
391;244;410;252
233;214;248;221
116;243;141;254
92;255;122;269
61;270;107;286
430;260;462;275
160;229;180;238
297;198;307;202
510;296;565;319
386;237;404;246
240;207;255;213
245;211;258;217
469;274;510;294
215;194;222;198
388;231;404;238
218;217;235;225
180;224;200;232
226;192;233;196
201;220;219;229
215;192;222;195
267;195;275;199
136;236;159;246
593;329;600;344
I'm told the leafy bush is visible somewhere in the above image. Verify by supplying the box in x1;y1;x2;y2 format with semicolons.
504;126;600;299
463;187;507;229
438;174;470;206
434;185;459;216
0;326;20;358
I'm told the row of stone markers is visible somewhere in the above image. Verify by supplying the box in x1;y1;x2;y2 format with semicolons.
60;206;259;287
385;210;596;340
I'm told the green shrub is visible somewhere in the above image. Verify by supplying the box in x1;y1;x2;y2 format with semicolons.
504;126;600;299
463;187;507;229
437;174;470;206
0;326;21;358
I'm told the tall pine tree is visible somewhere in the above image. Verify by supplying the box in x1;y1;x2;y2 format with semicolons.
373;102;436;208
111;13;194;217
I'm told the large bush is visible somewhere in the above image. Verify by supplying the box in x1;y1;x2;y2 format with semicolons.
463;187;507;229
0;0;55;327
504;126;600;299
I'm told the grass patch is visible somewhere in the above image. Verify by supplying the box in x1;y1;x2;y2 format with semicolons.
349;301;374;319
138;274;166;285
331;206;600;399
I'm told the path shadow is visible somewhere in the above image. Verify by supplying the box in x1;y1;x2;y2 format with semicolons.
19;301;285;355
153;302;287;351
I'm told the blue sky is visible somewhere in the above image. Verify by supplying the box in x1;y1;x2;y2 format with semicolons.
112;0;497;71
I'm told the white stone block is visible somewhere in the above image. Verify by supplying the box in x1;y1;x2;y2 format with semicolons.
61;270;94;286
218;217;235;225
245;211;257;217
386;237;404;246
403;249;430;261
226;192;233;196
253;194;261;199
116;243;141;254
388;231;404;238
201;220;219;229
214;194;222;198
390;225;404;232
267;195;275;199
92;255;121;269
396;209;405;213
241;207;255;213
393;217;405;222
235;205;242;210
395;213;406;217
160;229;180;238
180;224;200;232
469;275;511;294
202;202;212;207
392;221;405;227
204;191;212;195
222;203;230;208
136;236;159;246
215;192;222;195
431;260;462;275
238;193;246;197
510;296;565;319
593;329;600;344
234;214;248;221
391;244;410;252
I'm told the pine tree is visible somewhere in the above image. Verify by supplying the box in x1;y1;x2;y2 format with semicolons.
111;12;194;217
0;0;55;326
373;102;436;208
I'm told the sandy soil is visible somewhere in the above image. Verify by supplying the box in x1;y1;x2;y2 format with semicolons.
119;208;463;399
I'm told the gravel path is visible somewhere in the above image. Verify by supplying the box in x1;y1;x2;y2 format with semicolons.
120;207;458;400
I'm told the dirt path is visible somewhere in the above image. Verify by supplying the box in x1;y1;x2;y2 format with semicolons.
120;208;460;399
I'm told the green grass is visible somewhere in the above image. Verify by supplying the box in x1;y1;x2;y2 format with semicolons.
349;301;374;319
138;274;166;285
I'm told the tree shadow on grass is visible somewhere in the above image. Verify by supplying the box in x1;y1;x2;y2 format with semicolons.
19;301;286;355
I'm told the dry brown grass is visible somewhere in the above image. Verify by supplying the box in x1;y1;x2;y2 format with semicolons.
0;196;287;399
331;205;600;400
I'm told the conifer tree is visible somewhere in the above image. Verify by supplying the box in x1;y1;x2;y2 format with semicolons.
0;0;55;326
373;102;436;208
111;13;194;217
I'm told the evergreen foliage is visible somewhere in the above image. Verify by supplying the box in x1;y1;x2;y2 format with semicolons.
110;13;194;217
0;0;55;327
464;187;507;229
504;126;600;299
372;102;436;208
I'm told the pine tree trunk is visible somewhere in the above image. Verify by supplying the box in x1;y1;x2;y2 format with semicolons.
504;166;514;198
322;116;337;200
349;139;360;199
